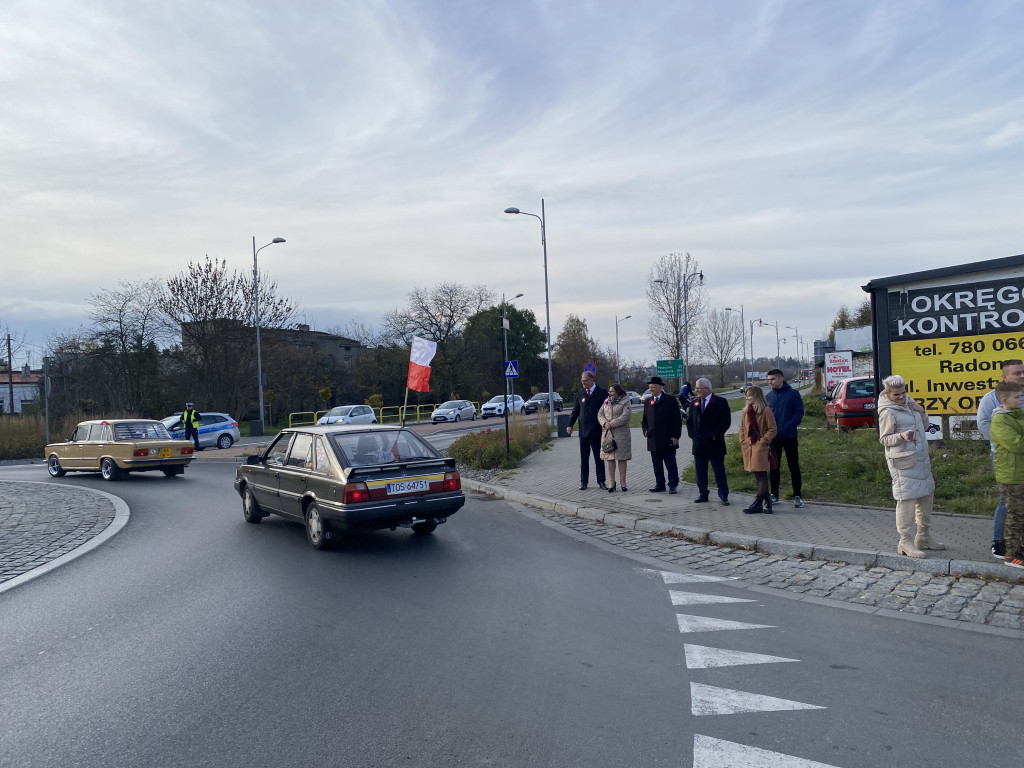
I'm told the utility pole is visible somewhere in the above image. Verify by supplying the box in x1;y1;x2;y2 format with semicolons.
6;334;13;415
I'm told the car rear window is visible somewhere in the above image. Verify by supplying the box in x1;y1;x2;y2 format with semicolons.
331;430;440;467
113;421;171;440
846;381;876;398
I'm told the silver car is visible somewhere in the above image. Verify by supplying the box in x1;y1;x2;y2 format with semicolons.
162;412;241;450
317;404;378;426
480;394;526;418
431;400;477;423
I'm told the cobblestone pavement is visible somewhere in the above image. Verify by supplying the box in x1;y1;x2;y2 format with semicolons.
0;481;116;586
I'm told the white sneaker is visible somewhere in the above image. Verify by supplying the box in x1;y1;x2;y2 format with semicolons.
769;494;778;503
793;496;804;508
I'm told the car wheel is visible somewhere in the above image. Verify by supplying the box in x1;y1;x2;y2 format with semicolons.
305;502;331;550
242;486;264;524
371;419;378;424
100;457;121;481
47;455;66;478
162;467;183;477
455;414;461;422
412;521;437;535
217;433;234;449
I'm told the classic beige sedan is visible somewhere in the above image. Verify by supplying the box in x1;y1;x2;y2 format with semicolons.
45;419;195;480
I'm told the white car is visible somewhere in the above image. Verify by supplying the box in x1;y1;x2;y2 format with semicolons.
162;412;241;450
480;394;526;418
317;404;378;425
431;400;477;423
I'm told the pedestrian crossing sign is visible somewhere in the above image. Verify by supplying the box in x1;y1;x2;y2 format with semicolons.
505;360;519;378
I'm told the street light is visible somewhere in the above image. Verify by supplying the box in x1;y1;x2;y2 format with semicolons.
725;306;746;387
785;325;801;369
614;314;632;384
757;318;781;370
504;201;555;426
654;268;704;386
253;236;286;435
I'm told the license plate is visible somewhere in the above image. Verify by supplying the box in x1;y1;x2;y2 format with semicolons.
386;479;430;495
158;448;171;458
864;403;876;410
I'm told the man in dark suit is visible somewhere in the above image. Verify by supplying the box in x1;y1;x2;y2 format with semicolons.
566;370;608;490
686;377;731;505
641;376;683;494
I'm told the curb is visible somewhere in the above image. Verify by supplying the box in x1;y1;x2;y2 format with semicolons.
462;478;1022;583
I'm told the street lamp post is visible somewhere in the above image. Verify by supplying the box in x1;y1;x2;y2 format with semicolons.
253;236;286;435
785;325;800;369
504;201;555;427
725;305;746;387
614;314;632;384
759;318;781;370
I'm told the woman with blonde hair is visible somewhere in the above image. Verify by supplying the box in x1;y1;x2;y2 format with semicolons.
877;373;944;558
739;385;778;514
598;383;633;492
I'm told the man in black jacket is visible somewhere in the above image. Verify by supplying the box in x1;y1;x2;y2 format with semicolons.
567;371;608;490
686;377;731;505
641;376;683;493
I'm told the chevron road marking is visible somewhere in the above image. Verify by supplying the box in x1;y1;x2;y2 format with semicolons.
676;613;775;633
690;682;825;716
684;643;800;669
670;590;756;606
692;735;843;767
661;571;738;584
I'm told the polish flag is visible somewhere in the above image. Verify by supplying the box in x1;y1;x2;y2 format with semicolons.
407;336;437;392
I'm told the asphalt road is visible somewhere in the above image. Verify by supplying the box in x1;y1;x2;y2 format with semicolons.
1;461;1020;768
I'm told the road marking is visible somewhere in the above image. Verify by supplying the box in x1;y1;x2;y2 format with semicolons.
693;735;842;767
690;683;825;716
670;590;756;606
661;571;738;584
684;643;799;669
676;614;775;633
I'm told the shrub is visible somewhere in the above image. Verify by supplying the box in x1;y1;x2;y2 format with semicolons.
447;416;551;470
0;413;91;460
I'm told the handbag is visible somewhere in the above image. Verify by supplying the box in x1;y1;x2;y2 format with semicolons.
602;431;617;453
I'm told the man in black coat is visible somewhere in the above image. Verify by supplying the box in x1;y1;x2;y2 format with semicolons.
566;370;608;490
686;377;731;504
641;376;683;493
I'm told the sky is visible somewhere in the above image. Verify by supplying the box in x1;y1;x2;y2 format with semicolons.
2;0;1023;375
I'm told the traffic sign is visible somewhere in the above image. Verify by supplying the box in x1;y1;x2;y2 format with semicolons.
656;359;684;378
505;360;519;378
583;362;597;377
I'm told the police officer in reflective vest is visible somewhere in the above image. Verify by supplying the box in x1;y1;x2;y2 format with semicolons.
181;403;200;451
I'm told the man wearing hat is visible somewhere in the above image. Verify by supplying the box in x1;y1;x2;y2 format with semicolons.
641;376;683;493
181;402;201;452
686;377;731;505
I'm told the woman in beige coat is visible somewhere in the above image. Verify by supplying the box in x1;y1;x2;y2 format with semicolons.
738;386;778;514
598;383;633;492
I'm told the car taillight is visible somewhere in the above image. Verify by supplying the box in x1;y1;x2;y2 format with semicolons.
182;446;194;455
133;448;152;457
344;482;370;504
443;471;461;491
231;421;238;427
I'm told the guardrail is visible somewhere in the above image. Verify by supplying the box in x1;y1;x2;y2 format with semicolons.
289;402;483;428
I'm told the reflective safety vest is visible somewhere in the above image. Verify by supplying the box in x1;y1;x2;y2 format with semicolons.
183;409;199;429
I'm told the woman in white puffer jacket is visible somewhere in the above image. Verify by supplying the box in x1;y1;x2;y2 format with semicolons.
877;374;945;558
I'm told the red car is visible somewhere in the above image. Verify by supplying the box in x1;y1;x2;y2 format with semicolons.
824;376;877;430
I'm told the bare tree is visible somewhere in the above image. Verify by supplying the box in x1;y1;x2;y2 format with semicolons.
697;308;743;387
0;322;29;414
645;252;708;381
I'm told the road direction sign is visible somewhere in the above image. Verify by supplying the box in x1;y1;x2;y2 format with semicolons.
657;359;684;378
505;360;519;378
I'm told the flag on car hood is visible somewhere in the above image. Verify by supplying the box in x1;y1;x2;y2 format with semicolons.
407;336;437;392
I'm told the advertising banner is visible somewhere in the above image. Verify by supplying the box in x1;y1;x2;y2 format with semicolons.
824;351;854;392
886;274;1023;414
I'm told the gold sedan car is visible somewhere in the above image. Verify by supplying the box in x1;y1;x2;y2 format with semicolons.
45;419;195;480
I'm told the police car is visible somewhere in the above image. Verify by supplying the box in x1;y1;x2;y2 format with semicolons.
162;412;241;450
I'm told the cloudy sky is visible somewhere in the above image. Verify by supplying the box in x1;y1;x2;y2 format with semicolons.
2;0;1023;373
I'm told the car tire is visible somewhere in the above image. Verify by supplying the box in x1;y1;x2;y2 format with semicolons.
472;412;477;420
412;521;437;535
371;419;378;424
217;433;234;449
455;415;461;422
242;486;264;524
162;467;183;477
100;458;121;481
47;455;66;478
305;502;331;550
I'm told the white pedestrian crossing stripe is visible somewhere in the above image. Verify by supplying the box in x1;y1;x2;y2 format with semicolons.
670;590;756;606
676;614;774;633
693;735;842;767
684;643;799;669
690;682;825;716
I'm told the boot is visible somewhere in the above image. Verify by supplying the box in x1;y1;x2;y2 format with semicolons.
914;497;946;550
896;501;925;558
764;495;773;515
743;495;765;514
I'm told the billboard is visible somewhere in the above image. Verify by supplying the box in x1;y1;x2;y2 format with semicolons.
824;351;854;392
834;325;873;353
865;255;1024;416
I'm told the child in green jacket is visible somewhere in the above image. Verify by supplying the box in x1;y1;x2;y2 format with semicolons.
990;380;1024;569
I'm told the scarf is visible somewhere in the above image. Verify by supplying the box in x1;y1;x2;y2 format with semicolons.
745;404;761;442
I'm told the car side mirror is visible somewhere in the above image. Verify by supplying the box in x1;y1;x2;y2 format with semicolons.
246;455;261;465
